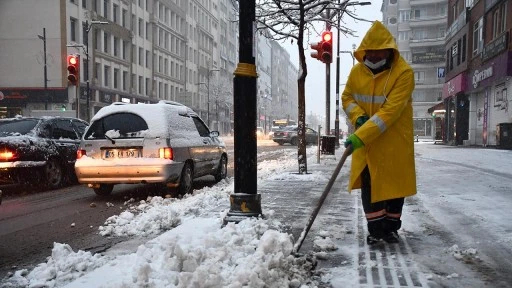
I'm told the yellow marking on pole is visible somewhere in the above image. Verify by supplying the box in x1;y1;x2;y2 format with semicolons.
241;201;250;212
234;63;258;78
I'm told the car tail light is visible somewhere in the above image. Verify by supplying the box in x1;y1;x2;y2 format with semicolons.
159;147;173;160
76;149;86;159
283;132;288;136
0;149;17;161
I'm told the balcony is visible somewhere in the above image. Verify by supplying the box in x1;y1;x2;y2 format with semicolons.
410;0;446;5
446;10;467;41
410;15;447;27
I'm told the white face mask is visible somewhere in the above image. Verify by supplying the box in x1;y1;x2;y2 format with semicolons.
364;58;387;70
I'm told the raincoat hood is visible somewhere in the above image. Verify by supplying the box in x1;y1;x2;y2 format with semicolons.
354;21;399;64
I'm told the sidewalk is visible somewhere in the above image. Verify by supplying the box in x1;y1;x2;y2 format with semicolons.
258;148;430;288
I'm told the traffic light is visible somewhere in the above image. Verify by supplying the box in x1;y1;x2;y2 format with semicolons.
321;31;333;63
67;54;80;86
310;41;324;62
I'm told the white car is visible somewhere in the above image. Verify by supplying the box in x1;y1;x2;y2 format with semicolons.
75;101;227;196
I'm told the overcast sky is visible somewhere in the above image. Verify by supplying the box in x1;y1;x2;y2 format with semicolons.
281;1;384;130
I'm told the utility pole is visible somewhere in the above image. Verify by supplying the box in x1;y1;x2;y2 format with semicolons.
38;28;49;110
325;9;331;135
224;0;262;224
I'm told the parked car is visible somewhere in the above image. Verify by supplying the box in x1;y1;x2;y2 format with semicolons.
268;126;280;139
0;116;89;189
272;125;318;145
75;101;228;196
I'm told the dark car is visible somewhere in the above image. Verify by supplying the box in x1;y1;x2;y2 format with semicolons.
272;125;318;145
0;116;88;189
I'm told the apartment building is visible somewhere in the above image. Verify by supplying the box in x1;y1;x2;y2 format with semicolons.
270;41;298;124
0;0;298;136
381;0;448;139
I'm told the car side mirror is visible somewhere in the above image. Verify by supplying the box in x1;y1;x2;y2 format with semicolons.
210;131;219;137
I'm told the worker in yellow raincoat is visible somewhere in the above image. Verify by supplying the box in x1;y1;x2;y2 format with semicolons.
342;21;417;245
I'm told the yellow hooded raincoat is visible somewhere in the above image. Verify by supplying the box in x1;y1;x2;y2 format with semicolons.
342;21;417;203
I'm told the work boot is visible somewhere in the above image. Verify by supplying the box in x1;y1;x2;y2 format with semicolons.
366;234;381;245
383;231;400;243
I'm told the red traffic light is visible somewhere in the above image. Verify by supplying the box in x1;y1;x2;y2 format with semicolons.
321;31;333;63
67;54;79;85
310;42;323;62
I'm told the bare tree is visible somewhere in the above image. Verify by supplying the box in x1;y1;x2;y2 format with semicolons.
255;0;369;174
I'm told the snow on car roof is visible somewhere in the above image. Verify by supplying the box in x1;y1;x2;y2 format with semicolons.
91;102;198;138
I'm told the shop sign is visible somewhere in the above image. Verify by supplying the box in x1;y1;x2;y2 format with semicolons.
482;32;508;62
442;73;466;99
99;91;113;103
412;46;445;64
472;66;493;88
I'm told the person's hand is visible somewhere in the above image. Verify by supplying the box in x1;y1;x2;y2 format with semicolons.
355;115;369;128
344;134;364;151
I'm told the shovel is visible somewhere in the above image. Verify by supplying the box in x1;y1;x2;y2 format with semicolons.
292;145;352;254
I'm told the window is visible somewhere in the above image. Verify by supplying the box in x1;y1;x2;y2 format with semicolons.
138;18;143;37
145;77;149;95
113;68;119;89
104;66;110;87
412;9;421;19
192;117;210;137
114;37;119;57
70;18;77;42
139;47;143;66
138;76;143;94
113;4;119;23
398;31;409;41
493;2;507;39
104;32;109;53
414;71;425;83
82;0;86;8
389;0;397;4
473;17;483;55
399;10;410;23
462;34;467;62
146;50;150;68
123;71;128;91
400;51;411;62
103;0;109;19
122;9;127;27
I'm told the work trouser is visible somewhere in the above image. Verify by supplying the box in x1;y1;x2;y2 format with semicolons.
360;166;404;237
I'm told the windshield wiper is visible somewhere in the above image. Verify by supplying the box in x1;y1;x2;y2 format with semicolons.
104;134;116;145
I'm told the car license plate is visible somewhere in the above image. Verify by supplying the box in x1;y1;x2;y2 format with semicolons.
104;149;141;159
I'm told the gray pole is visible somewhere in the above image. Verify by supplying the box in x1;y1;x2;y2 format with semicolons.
207;72;210;127
325;10;331;135
85;20;91;122
40;28;48;110
334;0;341;146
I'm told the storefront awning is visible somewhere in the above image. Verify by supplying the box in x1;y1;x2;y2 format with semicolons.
427;101;444;114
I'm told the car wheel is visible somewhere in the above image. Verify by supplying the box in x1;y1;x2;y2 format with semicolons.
93;184;114;196
44;158;64;189
178;162;193;195
214;155;227;182
291;137;298;146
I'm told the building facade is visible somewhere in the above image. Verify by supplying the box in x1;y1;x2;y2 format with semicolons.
441;0;512;147
381;0;448;139
0;0;298;136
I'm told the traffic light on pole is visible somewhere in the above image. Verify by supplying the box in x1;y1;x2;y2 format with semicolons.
321;31;333;63
67;54;80;86
310;41;324;62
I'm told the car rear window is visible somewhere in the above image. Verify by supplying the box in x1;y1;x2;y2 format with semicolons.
0;119;39;136
84;113;149;139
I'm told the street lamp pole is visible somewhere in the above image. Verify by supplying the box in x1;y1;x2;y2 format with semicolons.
85;20;108;122
206;68;219;127
38;28;49;110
